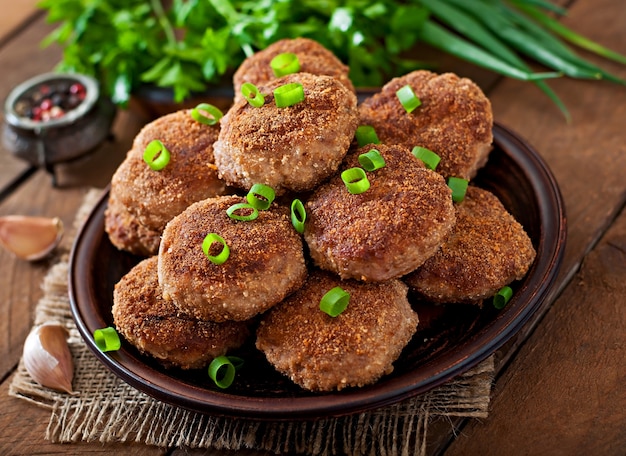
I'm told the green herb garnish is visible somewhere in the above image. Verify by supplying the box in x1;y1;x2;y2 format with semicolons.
38;0;626;119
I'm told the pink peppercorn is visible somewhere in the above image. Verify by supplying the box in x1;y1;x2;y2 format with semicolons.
40;98;53;110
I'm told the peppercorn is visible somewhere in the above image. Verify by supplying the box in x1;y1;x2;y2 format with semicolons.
14;80;87;122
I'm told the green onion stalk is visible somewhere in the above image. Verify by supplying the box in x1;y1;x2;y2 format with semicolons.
39;0;625;119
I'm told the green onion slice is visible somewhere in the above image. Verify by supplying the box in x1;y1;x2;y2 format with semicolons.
241;82;265;108
246;183;275;210
208;356;236;389
202;233;230;264
341;167;370;194
412;146;441;171
93;327;121;352
290;199;306;234
143;139;171;171
226;356;245;371
190;103;223;125
396;84;422;113
447;177;469;203
226;203;259;221
273;82;305;108
320;286;350;317
355;125;380;147
270;52;301;77
358;149;386;171
493;285;513;309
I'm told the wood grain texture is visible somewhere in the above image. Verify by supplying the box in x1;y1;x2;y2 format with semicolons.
0;376;166;455
476;0;626;387
0;12;58;86
0;176;88;378
443;0;626;453
0;112;145;382
490;0;626;284
1;0;625;455
0;15;61;191
0;111;143;381
50;108;147;188
0;1;39;42
445;197;626;456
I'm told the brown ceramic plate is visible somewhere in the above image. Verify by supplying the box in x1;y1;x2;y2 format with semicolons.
69;122;566;420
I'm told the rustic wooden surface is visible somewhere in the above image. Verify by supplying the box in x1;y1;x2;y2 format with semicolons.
1;1;625;455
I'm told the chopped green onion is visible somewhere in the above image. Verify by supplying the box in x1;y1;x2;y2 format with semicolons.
226;356;245;371
93;327;121;352
190;103;223;125
270;52;301;77
241;82;265;107
202;233;230;265
412;146;441;170
396;84;422;113
273;82;305;107
493;285;513;309
246;183;275;210
320;286;350;317
143;139;170;171
208;356;236;389
341;167;370;194
355;125;380;147
226;203;259;221
447;177;469;202
358;149;386;171
290;199;306;234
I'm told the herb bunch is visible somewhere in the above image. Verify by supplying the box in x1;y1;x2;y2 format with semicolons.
39;0;625;118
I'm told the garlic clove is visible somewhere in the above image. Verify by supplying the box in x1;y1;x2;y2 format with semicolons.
23;321;74;393
0;215;64;261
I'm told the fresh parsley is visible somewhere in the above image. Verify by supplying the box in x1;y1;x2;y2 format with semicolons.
39;0;626;118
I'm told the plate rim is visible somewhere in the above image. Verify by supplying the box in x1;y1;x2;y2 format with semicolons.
68;122;566;420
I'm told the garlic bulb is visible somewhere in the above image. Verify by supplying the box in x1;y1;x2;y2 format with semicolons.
0;215;64;261
23;321;74;393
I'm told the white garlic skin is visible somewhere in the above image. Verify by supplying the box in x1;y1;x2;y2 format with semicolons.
23;321;74;393
0;215;64;261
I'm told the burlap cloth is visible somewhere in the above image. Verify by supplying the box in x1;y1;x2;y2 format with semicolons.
9;189;494;456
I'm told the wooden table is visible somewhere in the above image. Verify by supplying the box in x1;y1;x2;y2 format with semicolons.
1;1;624;455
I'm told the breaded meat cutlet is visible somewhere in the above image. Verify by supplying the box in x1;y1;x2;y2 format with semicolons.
304;143;456;282
111;109;227;232
256;269;418;392
104;191;161;256
233;37;355;103
358;70;493;180
404;186;536;304
158;195;307;322
213;72;358;195
113;257;250;369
